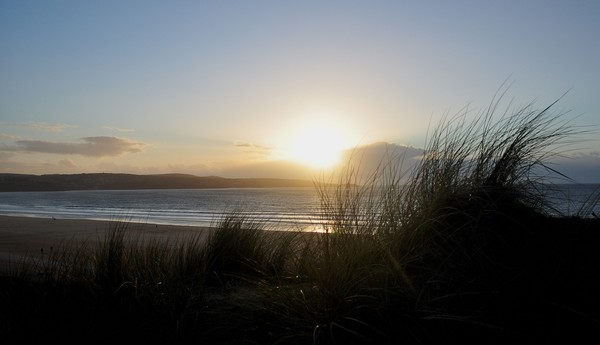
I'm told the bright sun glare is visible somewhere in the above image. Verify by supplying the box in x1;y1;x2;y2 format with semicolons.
283;119;350;170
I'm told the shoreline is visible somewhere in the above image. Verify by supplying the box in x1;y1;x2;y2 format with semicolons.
0;215;214;268
0;215;320;271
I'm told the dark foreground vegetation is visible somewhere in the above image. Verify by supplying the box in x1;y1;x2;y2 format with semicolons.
2;95;599;344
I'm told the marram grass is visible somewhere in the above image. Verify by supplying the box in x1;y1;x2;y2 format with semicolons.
2;94;600;344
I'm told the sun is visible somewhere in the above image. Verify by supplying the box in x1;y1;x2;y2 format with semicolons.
288;127;344;169
282;119;351;170
269;109;358;171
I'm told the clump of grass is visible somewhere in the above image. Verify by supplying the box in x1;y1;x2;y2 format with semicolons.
203;213;271;286
295;88;595;343
392;91;586;288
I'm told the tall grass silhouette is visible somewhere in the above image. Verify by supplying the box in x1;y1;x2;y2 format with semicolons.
2;91;599;344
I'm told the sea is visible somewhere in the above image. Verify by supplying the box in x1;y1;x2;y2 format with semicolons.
0;184;598;231
0;188;324;231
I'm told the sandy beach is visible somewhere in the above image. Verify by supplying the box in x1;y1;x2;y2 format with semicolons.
0;215;213;268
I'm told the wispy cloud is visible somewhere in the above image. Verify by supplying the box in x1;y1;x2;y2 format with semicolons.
234;141;272;157
18;121;77;132
102;125;135;133
0;151;14;160
0;133;20;141
571;151;600;158
57;159;78;168
2;136;146;157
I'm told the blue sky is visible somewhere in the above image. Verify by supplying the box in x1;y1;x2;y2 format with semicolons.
1;1;599;182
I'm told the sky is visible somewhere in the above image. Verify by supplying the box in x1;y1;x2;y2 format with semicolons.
1;0;599;182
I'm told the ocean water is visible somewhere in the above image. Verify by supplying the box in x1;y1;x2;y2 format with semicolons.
536;183;600;216
0;185;598;231
0;188;324;231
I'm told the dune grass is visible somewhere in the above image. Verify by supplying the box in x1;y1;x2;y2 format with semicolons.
1;93;600;344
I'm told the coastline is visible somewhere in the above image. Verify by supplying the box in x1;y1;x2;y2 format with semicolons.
0;215;213;268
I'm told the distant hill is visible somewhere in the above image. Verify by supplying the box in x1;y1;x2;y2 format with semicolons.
0;173;316;192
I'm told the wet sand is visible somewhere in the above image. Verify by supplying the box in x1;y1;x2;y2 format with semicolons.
0;215;213;267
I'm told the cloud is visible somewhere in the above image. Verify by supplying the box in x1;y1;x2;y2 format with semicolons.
57;159;78;168
572;151;600;158
0;133;19;141
234;141;272;157
0;152;14;160
102;125;135;132
3;136;145;157
18;122;77;132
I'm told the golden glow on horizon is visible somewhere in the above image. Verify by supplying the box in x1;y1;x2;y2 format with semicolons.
288;127;343;169
278;114;353;170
